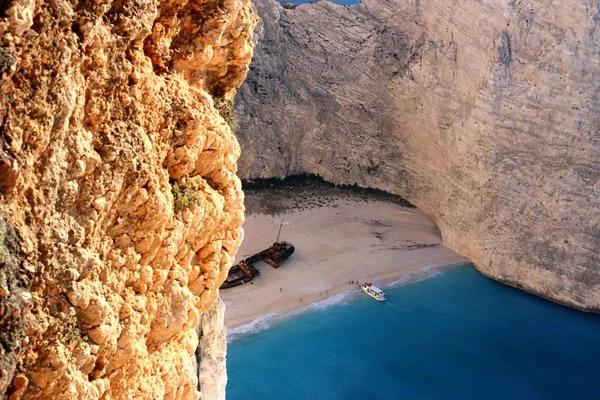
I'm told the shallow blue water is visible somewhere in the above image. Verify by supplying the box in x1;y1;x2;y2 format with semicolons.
227;265;600;399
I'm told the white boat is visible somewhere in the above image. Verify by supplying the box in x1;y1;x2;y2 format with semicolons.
361;282;387;301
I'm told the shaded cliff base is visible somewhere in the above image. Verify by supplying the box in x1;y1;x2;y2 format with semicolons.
239;175;600;315
222;183;465;329
242;174;414;215
0;213;31;397
479;270;600;314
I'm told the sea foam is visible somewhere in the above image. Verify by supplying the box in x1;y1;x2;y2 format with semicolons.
385;262;466;289
227;290;360;341
227;263;466;341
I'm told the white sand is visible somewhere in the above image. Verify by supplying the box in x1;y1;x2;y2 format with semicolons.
221;198;467;329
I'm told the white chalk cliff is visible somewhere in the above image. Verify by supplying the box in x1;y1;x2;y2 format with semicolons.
236;0;600;311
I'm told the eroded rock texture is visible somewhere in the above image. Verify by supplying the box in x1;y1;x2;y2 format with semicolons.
196;298;226;400
237;0;600;311
0;0;256;398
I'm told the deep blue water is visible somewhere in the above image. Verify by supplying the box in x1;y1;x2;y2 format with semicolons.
227;265;600;399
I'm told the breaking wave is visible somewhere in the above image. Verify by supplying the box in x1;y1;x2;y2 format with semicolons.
227;262;470;342
227;290;360;342
385;262;468;289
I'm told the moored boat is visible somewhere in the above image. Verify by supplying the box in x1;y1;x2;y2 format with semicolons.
361;282;387;301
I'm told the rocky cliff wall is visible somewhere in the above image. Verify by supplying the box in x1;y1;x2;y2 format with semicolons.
0;0;256;398
236;0;600;311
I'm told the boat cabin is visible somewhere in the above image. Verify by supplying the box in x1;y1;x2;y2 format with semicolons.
260;241;295;268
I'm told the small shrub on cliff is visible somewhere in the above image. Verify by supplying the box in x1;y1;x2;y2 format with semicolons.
65;315;87;344
172;182;198;212
280;0;298;9
214;96;236;131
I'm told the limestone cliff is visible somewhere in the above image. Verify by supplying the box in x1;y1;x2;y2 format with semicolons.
0;0;256;398
236;0;600;311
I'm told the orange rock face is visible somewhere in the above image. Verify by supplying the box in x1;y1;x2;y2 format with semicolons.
0;0;256;398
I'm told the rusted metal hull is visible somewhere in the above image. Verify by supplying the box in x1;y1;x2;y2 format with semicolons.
220;241;296;289
260;241;295;268
220;259;261;289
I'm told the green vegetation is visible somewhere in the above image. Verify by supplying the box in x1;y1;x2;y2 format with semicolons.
65;315;87;344
214;96;236;131
281;0;297;9
171;182;198;212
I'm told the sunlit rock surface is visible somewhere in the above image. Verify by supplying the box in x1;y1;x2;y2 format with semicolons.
0;0;256;398
236;0;600;311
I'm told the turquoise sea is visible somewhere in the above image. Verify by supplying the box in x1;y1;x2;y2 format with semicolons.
227;265;600;399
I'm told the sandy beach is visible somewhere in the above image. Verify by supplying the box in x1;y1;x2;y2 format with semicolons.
221;187;468;329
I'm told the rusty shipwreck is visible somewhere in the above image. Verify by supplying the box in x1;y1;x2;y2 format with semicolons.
220;222;295;289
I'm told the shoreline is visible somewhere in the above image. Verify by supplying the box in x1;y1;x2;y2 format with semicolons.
221;195;468;331
226;261;469;339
